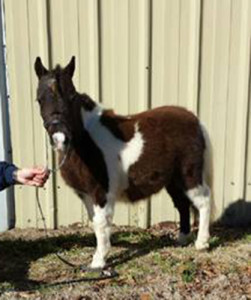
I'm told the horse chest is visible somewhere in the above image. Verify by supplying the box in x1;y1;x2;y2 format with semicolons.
60;149;107;196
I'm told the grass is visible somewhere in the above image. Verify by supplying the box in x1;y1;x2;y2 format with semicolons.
243;233;251;243
180;260;197;283
209;236;222;249
0;224;250;299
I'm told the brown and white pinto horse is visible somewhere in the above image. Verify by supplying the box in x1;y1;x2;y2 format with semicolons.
35;57;211;269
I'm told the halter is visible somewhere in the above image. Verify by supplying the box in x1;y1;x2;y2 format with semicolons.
49;144;70;173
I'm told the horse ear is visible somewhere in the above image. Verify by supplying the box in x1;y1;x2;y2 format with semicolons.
64;56;75;78
34;57;49;79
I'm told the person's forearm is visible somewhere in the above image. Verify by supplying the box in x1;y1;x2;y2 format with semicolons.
0;161;18;191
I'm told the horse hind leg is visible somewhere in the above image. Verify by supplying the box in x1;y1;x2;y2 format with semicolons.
166;184;191;246
186;183;211;250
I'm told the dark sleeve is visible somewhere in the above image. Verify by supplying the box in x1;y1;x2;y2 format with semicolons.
0;161;18;191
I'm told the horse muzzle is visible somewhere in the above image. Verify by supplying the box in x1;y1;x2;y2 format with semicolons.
44;119;71;151
52;132;70;151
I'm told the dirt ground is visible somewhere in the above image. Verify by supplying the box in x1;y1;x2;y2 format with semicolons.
0;222;250;300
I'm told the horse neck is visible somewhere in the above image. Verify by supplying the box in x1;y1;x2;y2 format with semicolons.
70;93;101;141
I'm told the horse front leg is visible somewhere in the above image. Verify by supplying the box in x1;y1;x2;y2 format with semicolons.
91;196;114;269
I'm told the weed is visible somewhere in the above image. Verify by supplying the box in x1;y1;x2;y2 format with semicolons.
180;260;197;283
209;236;221;249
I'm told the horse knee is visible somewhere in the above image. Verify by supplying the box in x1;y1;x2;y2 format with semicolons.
186;184;210;212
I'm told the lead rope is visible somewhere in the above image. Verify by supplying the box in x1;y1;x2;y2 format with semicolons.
36;186;77;269
46;142;69;173
42;144;83;268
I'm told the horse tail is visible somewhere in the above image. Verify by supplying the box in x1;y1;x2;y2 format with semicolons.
200;123;216;221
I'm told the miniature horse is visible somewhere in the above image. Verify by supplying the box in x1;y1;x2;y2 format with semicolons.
35;56;211;269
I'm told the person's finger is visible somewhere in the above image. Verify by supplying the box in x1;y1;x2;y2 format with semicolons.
34;174;45;180
29;167;48;176
27;175;44;184
38;170;50;178
31;169;46;176
29;180;44;187
24;180;38;186
33;174;49;182
33;177;45;185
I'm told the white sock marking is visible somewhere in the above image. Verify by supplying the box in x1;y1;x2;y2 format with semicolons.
91;200;114;269
186;184;211;250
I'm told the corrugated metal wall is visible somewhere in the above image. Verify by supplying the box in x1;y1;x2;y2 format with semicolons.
0;0;14;231
3;0;251;228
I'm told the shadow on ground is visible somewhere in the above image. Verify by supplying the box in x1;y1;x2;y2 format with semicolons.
0;231;99;292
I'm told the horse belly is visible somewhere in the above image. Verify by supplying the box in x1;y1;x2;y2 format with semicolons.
124;167;168;202
121;130;176;201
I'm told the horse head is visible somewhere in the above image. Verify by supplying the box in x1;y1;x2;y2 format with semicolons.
34;57;76;151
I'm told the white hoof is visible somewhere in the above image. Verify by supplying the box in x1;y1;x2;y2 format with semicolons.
177;233;191;246
90;253;106;269
195;239;209;250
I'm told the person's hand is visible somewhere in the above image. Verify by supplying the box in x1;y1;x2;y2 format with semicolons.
15;167;50;187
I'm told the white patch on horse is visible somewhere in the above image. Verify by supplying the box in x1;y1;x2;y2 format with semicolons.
120;123;143;172
52;132;66;151
83;106;103;131
200;123;212;184
81;107;144;196
186;184;211;250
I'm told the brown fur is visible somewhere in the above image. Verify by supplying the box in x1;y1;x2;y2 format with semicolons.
100;106;205;201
